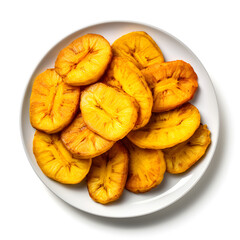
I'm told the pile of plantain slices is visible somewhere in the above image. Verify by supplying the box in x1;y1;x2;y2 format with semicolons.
30;31;211;205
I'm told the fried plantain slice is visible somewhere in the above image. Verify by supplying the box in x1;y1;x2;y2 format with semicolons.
61;113;114;159
163;124;211;174
103;57;153;129
127;103;201;149
30;69;80;134
80;83;139;141
33;130;92;184
141;60;198;112
55;34;112;86
112;31;164;69
87;142;128;204
122;139;166;193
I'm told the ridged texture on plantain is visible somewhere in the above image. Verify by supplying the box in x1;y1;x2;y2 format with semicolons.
127;103;201;149
87;142;128;204
80;83;139;141
163;124;211;174
103;57;153;129
141;60;198;112
30;69;80;134
123;139;166;193
112;31;164;69
33;130;92;184
61;113;114;159
55;34;112;86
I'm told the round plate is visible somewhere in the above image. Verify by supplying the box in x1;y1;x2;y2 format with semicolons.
20;21;219;218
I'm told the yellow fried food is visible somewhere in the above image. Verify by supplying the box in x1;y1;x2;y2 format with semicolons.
80;83;139;141
103;57;153;129
127;103;201;149
163;124;211;174
30;69;80;134
87;142;128;204
112;31;164;69
33;130;92;184
55;34;112;86
141;60;198;112
123;139;166;193
61;113;114;159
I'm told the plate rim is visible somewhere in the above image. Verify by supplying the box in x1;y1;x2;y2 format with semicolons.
19;20;220;218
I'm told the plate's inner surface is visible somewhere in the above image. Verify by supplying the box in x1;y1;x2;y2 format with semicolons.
21;22;219;218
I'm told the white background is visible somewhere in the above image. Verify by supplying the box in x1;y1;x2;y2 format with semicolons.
0;0;239;239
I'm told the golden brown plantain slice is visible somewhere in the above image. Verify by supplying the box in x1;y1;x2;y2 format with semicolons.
141;60;198;112
163;124;211;174
127;103;201;149
55;34;112;86
122;139;166;193
30;69;80;134
87;142;128;204
112;31;164;69
33;130;92;184
61;113;114;159
80;83;139;141
103;57;153;129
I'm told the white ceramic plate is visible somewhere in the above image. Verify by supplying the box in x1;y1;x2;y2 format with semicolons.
20;21;219;218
